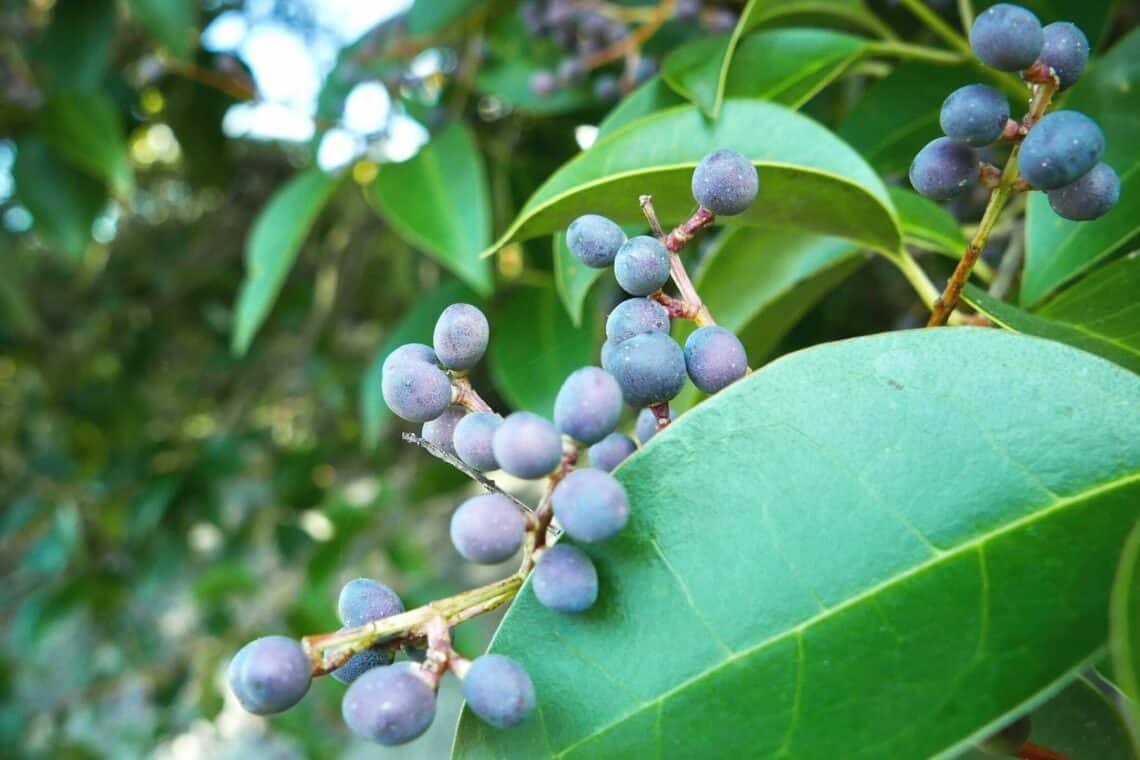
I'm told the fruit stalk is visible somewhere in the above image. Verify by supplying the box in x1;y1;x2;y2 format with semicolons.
639;195;717;327
1015;743;1073;760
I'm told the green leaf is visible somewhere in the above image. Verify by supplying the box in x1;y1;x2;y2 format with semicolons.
839;62;976;176
30;0;116;91
39;91;132;196
407;0;482;35
662;29;868;116
701;0;885;117
12;138;106;262
126;0;198;60
554;224;642;326
488;284;601;417
371;123;493;294
360;280;478;450
891;187;968;257
476;62;592;116
955;676;1137;760
454;329;1140;759
485;100;901;259
1022;28;1140;308
597;77;686;140
231;169;341;356
1111;517;1140;753
963;252;1140;374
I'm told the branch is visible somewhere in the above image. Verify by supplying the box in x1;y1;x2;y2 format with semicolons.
402;433;534;517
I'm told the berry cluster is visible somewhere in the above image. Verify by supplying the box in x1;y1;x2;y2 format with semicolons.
228;146;763;747
910;4;1118;221
523;0;739;101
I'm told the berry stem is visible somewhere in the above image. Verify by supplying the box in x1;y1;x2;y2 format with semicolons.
866;40;966;65
528;443;579;560
956;0;975;33
578;0;676;72
650;402;672;432
1015;743;1073;760
639;195;717;327
451;374;493;413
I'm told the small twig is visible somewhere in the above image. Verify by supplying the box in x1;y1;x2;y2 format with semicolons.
650;291;698;319
988;230;1024;300
866;40;966;65
402;433;535;517
451;374;493;412
650;403;672;432
579;0;677;71
639;195;717;326
957;0;975;32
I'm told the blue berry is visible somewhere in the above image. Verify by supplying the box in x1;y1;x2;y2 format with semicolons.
553;367;623;444
462;655;536;729
492;412;563;479
605;331;686;408
969;4;1043;71
605;297;670;344
453;412;502;471
1019;111;1105;190
978;716;1031;755
556;57;586;87
1047;162;1120;221
691;149;759;216
909;137;978;200
433;303;489;370
551;468;629;542
384;342;438;368
450;493;525;564
636;406;674;444
332;638;394;685
228;636;311;715
381;354;452;423
684;326;748;393
422;405;466;458
342;663;436;745
588;432;637;472
1040;22;1089;90
530;69;557;97
338;578;405;627
593;74;621;102
940;84;1009;147
614;236;670;296
566;214;626;268
533;544;598;612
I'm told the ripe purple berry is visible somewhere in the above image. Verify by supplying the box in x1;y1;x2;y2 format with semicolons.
606;331;686;407
433;303;489;370
462;654;536;729
533;543;598;612
551;467;629;542
530;69;558;97
554;367;623;444
228;636;311;715
453;412;502;471
909;137;978;200
684;325;748;393
338;578;405;627
450;493;525;564
381;346;453;423
691;149;759;216
566;214;626;268
492;412;563;479
1019;111;1105;190
969;4;1043;71
588;432;637;472
342;663;436;745
422;405;466;458
332;639;393;685
614;235;671;296
1040;22;1089;90
605;297;670;344
940;84;1009;147
1047;162;1120;221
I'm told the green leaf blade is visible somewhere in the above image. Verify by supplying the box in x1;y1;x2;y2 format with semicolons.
40;91;133;197
231;168;341;356
126;0;198;60
455;329;1140;758
372;123;494;294
1111;518;1140;753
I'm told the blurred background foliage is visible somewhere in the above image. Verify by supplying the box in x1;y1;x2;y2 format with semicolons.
1;0;1138;757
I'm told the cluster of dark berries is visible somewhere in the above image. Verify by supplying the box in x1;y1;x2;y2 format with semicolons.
228;577;536;744
910;4;1118;221
523;0;738;101
568;149;756;416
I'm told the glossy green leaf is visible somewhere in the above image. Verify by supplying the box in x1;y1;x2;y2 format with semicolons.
127;0;198;59
1022;28;1140;308
40;91;132;196
231;168;341;356
662;29;868;116
1111;517;1140;753
964;252;1140;374
955;676;1137;760
488;284;601;417
30;0;116;91
597;77;686;140
12;138;106;262
476;62;592;116
455;329;1140;759
703;0;885;116
360;280;478;450
554;224;642;326
371;123;493;294
407;0;482;35
839;63;977;176
485;100;900;260
891;187;968;257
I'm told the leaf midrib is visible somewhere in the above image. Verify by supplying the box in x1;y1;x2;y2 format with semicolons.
549;469;1140;758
